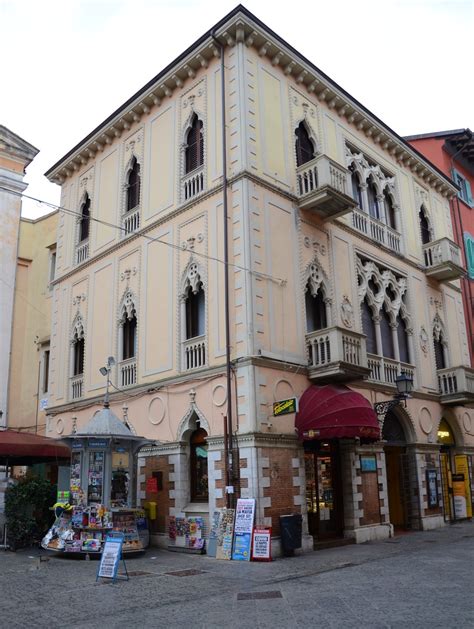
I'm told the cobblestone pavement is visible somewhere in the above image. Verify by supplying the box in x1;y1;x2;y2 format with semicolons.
0;521;473;628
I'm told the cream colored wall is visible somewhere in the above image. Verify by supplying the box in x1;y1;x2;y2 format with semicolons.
8;212;57;433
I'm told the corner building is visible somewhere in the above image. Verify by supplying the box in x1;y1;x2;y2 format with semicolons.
45;6;474;552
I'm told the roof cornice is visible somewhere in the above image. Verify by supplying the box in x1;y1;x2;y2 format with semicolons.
45;5;456;198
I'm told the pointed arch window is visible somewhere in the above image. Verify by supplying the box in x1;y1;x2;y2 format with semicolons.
362;299;377;354
190;426;209;502
185;114;204;174
295;122;315;167
384;188;396;229
434;332;446;371
350;164;363;208
380;307;395;359
79;194;90;242
367;179;380;220
181;263;206;370
122;310;137;360
70;317;85;399
73;335;85;376
126;156;141;212
419;206;431;245
185;283;205;339
305;284;327;332
397;314;410;364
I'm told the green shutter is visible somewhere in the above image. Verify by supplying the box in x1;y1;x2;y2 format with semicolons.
464;232;474;280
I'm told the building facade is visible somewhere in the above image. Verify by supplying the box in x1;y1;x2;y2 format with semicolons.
406;130;474;366
8;210;58;435
0;126;38;429
44;6;473;552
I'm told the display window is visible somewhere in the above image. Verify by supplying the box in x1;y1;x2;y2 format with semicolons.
88;451;105;504
190;428;209;502
111;450;130;507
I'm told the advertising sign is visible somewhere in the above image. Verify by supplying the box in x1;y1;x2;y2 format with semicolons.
232;498;255;561
146;477;158;493
97;533;127;583
251;527;272;562
455;455;472;518
452;474;467;519
426;469;439;508
216;509;235;560
273;398;298;417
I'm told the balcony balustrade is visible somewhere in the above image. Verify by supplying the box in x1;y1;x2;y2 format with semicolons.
306;326;370;383
438;366;474;405
70;374;84;400
122;206;140;237
422;237;464;282
182;335;206;371
182;165;205;202
367;354;415;388
119;357;137;388
296;155;356;220
352;207;401;254
76;240;89;265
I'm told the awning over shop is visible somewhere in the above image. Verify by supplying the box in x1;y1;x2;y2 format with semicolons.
0;430;70;465
295;384;380;441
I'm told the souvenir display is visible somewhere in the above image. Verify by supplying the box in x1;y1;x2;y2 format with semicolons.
168;515;205;551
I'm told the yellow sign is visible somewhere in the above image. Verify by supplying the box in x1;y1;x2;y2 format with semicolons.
455;455;472;518
273;398;298;417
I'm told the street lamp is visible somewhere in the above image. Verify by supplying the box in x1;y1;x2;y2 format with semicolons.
374;372;414;421
99;356;115;407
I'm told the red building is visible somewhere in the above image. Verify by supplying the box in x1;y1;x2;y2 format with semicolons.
406;129;474;365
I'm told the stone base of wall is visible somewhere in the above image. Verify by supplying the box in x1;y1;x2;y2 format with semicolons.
420;514;446;531
345;523;393;544
150;532;169;549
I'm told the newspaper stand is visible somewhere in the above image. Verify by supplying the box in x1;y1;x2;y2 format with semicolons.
96;532;129;583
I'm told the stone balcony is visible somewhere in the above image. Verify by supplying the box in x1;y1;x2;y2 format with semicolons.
306;326;370;383
70;374;83;400
182;335;207;371
75;239;89;265
367;354;415;389
182;164;205;202
122;206;140;237
438;366;474;405
422;237;464;282
296;155;357;220
352;207;401;254
119;357;137;388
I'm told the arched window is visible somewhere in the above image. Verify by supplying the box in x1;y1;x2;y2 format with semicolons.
72;323;85;376
380;306;395;358
185;285;205;339
190;427;208;502
350;164;363;208
126;157;141;212
122;310;137;360
397;314;410;364
79;194;90;242
185;114;204;174
419;206;431;245
384;189;396;229
305;285;327;332
382;410;407;443
367;179;380;220
434;333;446;370
362;299;377;354
295;122;315;167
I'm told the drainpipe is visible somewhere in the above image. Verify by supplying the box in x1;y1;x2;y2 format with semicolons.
211;31;235;504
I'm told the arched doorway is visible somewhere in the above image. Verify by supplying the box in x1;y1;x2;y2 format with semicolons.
383;411;409;529
438;418;455;522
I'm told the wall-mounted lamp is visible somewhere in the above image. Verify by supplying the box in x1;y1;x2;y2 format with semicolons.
374;372;414;422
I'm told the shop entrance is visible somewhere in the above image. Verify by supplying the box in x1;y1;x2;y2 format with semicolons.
438;418;455;521
304;441;343;540
383;411;409;529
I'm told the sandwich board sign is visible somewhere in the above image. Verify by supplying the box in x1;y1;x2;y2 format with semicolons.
231;498;255;561
96;532;128;583
251;527;272;562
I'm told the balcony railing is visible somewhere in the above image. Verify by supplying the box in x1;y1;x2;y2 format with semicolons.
352;208;401;254
367;354;415;387
119;357;137;388
70;374;84;400
438;366;474;405
122;206;140;237
76;240;89;265
182;335;206;371
296;155;356;219
422;238;464;281
306;326;370;383
182;165;205;202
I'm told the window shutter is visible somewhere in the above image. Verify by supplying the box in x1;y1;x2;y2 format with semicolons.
465;178;473;207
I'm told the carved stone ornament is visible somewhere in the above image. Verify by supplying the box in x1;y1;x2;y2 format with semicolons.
119;289;137;321
303;236;326;255
182;261;202;295
340;296;354;328
72;293;86;306
120;267;137;282
419;326;429;354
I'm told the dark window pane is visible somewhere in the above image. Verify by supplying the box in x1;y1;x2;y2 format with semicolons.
74;338;84;375
367;181;380;220
295;122;315;167
397;315;410;363
380;308;394;358
305;287;327;331
384;191;396;229
186;286;205;339
80;196;90;242
127;158;141;211
43;350;50;393
419;208;431;245
190;427;208;502
185;114;204;174
362;299;377;354
351;169;363;207
434;336;446;370
123;314;137;359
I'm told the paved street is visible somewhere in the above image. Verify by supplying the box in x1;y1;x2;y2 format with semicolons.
0;522;473;628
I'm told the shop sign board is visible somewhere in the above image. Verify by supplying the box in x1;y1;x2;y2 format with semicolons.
251;527;272;561
452;474;467;519
273;398;298;417
455;455;472;518
426;469;439;508
216;509;235;560
232;498;255;561
360;455;377;472
146;477;158;493
89;439;108;449
97;533;127;583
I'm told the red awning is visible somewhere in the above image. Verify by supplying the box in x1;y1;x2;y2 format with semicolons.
295;385;380;441
0;430;70;465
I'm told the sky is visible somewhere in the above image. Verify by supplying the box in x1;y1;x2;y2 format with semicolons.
1;0;472;219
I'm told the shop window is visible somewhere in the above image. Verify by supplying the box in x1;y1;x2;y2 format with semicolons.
126;156;141;212
295;121;315;167
362;299;377;354
79;194;90;242
305;285;327;332
190;427;208;502
185;284;205;339
87;451;105;504
185;113;204;174
111;450;130;507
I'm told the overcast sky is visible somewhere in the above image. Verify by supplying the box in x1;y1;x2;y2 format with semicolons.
1;0;472;219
